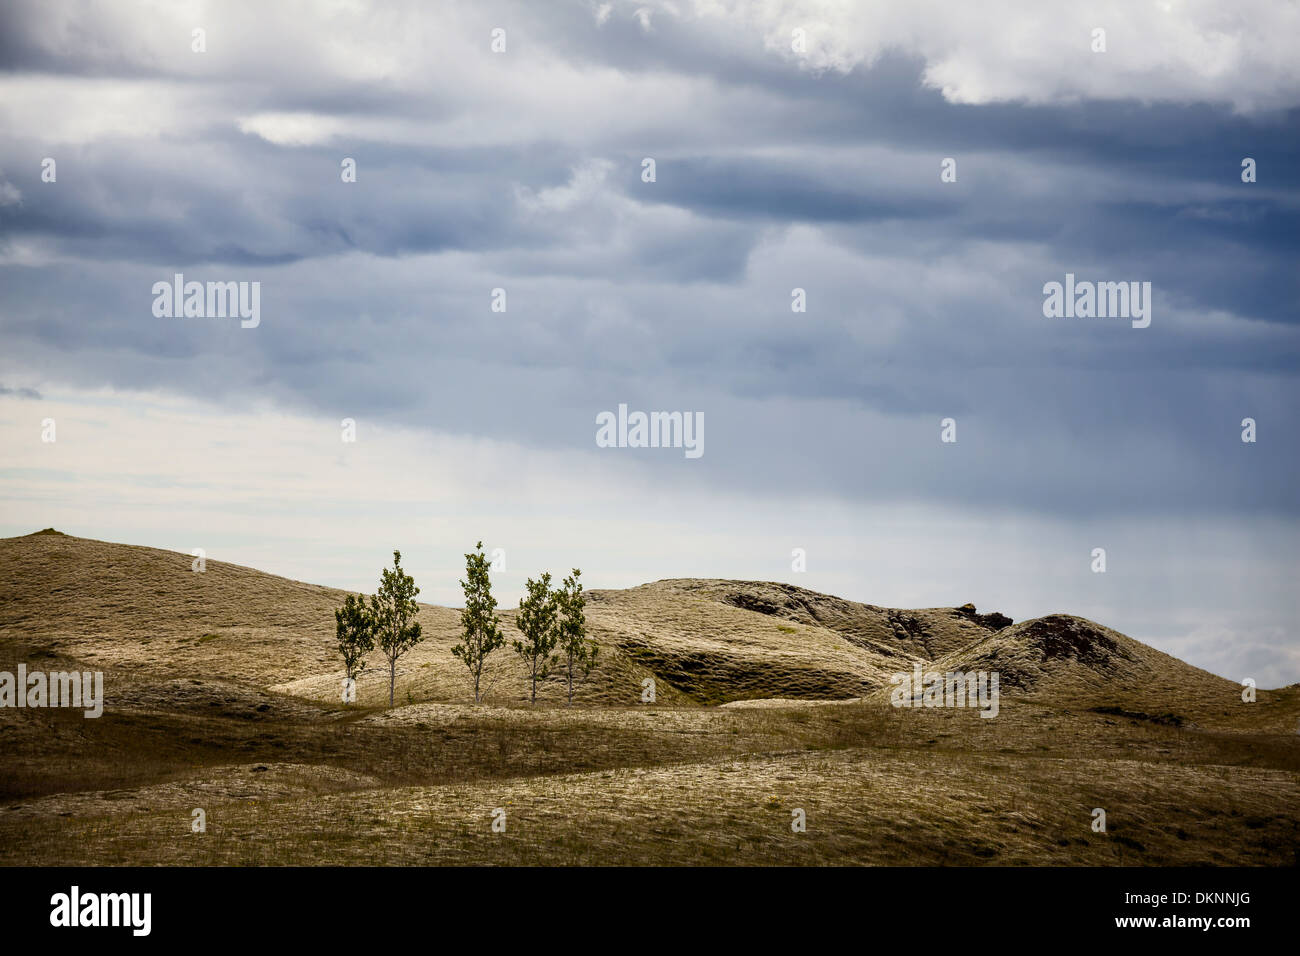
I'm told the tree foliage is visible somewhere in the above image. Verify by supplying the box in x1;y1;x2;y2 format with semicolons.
334;593;375;702
453;541;504;703
370;550;423;706
513;572;559;703
556;569;597;706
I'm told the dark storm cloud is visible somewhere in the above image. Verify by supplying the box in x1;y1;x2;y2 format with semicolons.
0;384;42;398
0;0;1298;522
623;155;958;224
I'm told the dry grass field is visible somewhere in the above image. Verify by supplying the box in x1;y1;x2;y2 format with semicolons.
2;529;1298;866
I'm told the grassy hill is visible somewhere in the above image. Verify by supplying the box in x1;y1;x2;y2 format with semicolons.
2;530;1282;719
1;529;1297;866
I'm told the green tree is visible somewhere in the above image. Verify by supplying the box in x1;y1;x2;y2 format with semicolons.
334;593;375;704
369;550;423;707
556;569;597;706
453;541;504;704
513;572;559;704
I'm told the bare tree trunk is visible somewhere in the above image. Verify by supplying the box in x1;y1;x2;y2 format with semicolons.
388;657;395;706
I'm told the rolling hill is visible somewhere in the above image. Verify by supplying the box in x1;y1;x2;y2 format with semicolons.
2;529;1298;867
0;529;1285;726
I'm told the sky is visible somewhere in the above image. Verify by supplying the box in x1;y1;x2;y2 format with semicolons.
1;0;1298;686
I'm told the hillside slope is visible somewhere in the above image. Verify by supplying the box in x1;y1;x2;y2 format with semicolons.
0;530;670;707
0;530;1286;723
4;531;1011;706
585;579;1011;703
911;613;1269;727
